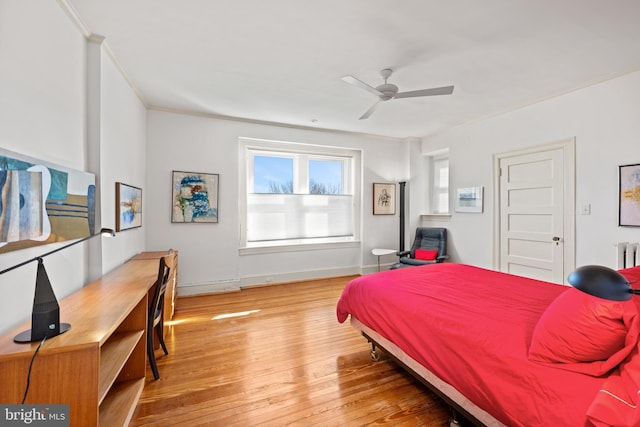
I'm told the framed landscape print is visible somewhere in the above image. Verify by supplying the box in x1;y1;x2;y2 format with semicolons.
619;163;640;226
455;186;484;213
172;171;219;223
373;182;395;215
116;182;142;231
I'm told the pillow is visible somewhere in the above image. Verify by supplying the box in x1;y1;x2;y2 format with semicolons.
414;249;438;261
528;287;639;376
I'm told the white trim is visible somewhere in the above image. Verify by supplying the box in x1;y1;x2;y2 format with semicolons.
177;279;242;296
239;240;360;255
151;105;404;141
421;214;452;222
58;1;149;108
178;266;365;296
239;266;361;288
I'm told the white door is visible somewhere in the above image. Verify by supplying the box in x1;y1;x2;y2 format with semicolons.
498;146;568;283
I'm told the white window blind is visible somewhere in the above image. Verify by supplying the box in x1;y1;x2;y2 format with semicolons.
247;194;353;242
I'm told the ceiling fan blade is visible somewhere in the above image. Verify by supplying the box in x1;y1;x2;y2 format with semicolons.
395;85;454;99
341;75;382;97
359;102;380;120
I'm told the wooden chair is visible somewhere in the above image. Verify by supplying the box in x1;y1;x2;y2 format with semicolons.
147;250;175;380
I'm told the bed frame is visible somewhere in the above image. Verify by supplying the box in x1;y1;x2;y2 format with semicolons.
351;317;504;427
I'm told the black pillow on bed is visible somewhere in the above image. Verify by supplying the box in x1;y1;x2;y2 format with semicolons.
528;287;639;376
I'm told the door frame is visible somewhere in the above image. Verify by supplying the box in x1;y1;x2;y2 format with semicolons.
492;138;576;283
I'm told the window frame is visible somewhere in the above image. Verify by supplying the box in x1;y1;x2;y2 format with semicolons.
430;152;450;215
239;137;361;253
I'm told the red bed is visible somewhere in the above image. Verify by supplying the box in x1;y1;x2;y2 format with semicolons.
336;263;640;427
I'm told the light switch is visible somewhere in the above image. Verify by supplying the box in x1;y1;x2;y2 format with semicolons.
580;204;591;215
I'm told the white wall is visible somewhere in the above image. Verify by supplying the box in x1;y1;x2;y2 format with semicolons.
145;110;407;294
417;70;640;271
98;43;147;272
0;1;146;335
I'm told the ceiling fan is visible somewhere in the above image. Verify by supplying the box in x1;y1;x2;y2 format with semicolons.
341;68;454;120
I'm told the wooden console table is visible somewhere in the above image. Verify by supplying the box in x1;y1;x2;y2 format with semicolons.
0;254;167;426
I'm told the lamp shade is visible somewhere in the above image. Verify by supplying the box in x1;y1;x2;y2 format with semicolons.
567;265;632;301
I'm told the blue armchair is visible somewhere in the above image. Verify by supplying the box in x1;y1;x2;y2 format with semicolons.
391;227;449;269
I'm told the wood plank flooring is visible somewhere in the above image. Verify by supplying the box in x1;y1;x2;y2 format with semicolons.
130;276;452;426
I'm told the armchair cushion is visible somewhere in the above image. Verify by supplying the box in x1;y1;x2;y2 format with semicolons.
415;249;438;261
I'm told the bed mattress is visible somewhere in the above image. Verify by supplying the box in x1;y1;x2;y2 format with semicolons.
336;263;640;426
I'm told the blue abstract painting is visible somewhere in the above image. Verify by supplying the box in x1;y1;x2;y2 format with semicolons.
172;171;218;223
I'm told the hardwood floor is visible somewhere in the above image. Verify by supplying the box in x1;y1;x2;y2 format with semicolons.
130;276;452;426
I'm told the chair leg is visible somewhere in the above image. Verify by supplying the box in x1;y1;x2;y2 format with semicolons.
156;322;169;355
147;325;160;380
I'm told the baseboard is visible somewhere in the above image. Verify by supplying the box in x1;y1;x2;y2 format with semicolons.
177;279;242;297
239;265;362;288
177;265;371;297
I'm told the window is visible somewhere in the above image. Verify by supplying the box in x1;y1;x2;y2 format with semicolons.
240;138;361;251
431;155;449;214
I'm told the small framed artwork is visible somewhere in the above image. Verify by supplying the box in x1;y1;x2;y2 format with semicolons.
455;186;484;213
619;163;640;227
373;182;395;215
172;170;219;223
116;182;142;231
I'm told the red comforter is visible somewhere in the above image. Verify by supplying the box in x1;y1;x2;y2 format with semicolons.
336;263;640;427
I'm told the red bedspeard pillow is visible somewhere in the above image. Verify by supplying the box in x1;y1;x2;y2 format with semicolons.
528;287;640;376
414;249;438;261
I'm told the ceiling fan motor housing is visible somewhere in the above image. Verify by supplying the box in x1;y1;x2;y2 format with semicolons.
376;83;398;101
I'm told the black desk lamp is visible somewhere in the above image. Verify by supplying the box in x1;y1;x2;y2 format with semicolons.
0;228;116;343
568;265;640;301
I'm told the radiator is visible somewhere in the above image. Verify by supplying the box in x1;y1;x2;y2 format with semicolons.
617;242;640;269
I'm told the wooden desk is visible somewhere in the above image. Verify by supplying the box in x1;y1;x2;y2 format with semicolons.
0;258;159;427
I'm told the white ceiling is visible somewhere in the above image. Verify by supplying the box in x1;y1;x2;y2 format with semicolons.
66;0;640;139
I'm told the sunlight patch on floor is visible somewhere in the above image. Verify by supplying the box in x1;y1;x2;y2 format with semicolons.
212;309;261;320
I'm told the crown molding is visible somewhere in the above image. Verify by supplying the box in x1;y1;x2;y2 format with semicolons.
57;0;149;108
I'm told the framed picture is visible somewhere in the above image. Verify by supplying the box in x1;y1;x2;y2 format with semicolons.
116;182;142;231
373;182;395;215
455;186;484;213
172;171;219;223
619;163;640;227
0;147;96;254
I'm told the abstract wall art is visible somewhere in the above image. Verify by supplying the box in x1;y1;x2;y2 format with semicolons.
171;171;219;223
619;163;640;227
0;148;95;254
116;182;142;231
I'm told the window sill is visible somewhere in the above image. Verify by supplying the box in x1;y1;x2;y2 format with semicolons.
239;239;361;255
421;214;452;222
